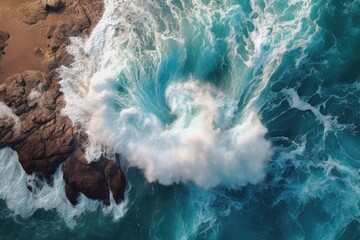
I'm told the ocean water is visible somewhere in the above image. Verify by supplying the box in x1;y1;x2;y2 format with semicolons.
1;0;360;239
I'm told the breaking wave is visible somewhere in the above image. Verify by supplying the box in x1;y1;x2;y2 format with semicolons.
1;0;360;238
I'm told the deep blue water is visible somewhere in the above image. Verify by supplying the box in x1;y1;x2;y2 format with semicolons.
1;0;360;239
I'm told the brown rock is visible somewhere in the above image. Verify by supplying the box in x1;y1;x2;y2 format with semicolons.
12;114;74;179
0;30;9;59
0;0;127;206
78;0;104;26
41;2;92;74
0;71;74;179
106;156;127;204
65;183;79;205
41;0;66;12
63;148;126;205
0;30;9;46
18;1;48;25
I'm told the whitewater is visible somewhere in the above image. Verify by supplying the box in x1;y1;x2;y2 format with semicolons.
1;0;360;239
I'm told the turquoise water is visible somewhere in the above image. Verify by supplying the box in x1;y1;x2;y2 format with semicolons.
1;0;360;239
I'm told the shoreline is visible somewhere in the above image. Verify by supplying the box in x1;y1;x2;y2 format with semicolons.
0;0;126;206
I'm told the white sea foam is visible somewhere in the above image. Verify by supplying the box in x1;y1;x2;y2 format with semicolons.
0;148;128;227
59;0;317;188
28;83;44;101
282;88;346;135
0;102;20;129
84;78;272;187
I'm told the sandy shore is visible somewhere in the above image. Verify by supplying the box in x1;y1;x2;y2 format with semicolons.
0;0;43;83
0;0;68;83
0;0;103;84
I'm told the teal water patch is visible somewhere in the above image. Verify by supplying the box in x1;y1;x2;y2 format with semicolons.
1;0;360;239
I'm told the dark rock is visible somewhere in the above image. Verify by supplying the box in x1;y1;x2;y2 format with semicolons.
63;149;126;205
0;30;9;66
34;47;44;57
65;183;79;205
46;25;57;39
106;155;127;204
0;30;9;54
0;30;9;43
41;0;66;12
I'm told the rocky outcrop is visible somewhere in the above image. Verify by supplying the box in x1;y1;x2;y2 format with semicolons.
63;150;126;205
0;30;9;73
0;30;9;58
0;0;125;205
41;0;66;11
18;0;67;25
18;1;48;25
0;71;74;182
44;1;91;71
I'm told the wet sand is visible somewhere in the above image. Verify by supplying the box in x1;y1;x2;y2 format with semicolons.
0;0;46;83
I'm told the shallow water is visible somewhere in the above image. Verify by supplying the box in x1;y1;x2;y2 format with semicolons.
1;0;360;239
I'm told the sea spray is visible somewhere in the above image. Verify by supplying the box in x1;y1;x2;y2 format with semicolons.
58;0;295;187
0;0;360;238
0;148;128;228
0;102;20;129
